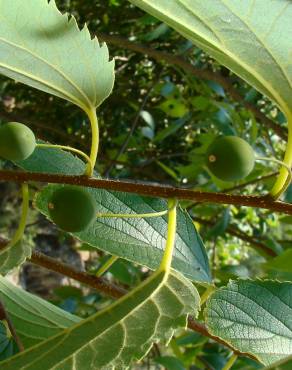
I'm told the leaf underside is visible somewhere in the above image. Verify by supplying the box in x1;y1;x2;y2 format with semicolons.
0;322;18;361
0;241;32;275
1;269;200;369
0;0;115;110
0;277;80;349
205;279;292;366
129;0;292;117
16;146;211;283
264;354;292;370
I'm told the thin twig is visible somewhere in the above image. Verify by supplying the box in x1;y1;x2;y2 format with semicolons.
192;216;276;257
0;170;292;215
29;251;126;299
222;172;278;193
104;69;163;176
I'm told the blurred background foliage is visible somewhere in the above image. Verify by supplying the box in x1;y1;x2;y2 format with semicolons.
0;0;291;369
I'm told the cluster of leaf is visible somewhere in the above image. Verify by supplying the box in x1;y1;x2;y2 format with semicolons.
0;0;291;369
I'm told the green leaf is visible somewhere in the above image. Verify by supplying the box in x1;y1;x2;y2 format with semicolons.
36;184;210;283
0;0;114;111
0;241;32;275
17;146;211;283
206;208;230;238
205;280;292;366
0;322;18;361
264;249;292;273
155;356;185;370
129;0;292;118
159;99;189;118
264;355;292;370
0;277;80;349
0;269;200;369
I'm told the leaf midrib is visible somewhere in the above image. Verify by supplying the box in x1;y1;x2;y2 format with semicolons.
0;30;92;110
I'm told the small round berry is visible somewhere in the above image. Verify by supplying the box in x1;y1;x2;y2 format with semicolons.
0;122;36;161
206;136;255;182
48;186;97;232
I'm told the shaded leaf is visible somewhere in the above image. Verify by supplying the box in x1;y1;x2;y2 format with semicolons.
0;277;80;349
0;241;32;275
264;249;292;273
155;356;185;370
0;322;18;361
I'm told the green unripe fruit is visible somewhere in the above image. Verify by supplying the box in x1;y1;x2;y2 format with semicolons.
48;186;97;232
0;122;36;161
206;136;255;182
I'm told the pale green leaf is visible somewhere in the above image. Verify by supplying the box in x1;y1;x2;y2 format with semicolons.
0;269;200;369
0;0;114;110
264;355;292;369
129;0;292;117
0;242;32;275
205;280;292;366
16;146;211;283
0;276;80;349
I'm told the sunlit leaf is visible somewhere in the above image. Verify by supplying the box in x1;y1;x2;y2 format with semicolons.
0;0;114;111
129;0;292;118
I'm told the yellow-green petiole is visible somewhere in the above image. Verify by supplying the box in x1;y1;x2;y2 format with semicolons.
86;107;99;177
256;156;292;196
222;354;238;370
158;199;178;274
269;113;292;199
96;255;119;277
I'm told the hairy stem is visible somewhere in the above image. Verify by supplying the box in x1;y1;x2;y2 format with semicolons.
1;170;292;214
29;250;126;298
